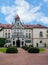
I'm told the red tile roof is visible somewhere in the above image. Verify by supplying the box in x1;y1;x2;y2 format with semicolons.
0;24;13;29
24;24;47;28
0;24;47;29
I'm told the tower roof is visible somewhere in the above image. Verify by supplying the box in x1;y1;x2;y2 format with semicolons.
15;15;20;19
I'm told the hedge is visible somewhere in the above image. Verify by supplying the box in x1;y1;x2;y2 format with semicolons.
6;46;18;53
28;47;39;53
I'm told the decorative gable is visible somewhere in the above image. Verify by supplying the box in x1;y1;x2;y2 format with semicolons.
12;15;24;29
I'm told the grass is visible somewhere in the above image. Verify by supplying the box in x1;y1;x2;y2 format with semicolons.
0;47;45;53
0;48;7;53
39;48;45;53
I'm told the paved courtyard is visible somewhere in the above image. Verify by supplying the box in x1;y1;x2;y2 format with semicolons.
0;48;48;65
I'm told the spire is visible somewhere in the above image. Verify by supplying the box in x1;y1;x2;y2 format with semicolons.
15;15;20;19
15;15;20;22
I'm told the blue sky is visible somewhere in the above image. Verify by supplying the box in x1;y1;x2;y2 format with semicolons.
0;0;48;26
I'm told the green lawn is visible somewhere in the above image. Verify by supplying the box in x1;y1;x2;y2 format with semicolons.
0;48;45;53
39;48;45;53
0;48;7;53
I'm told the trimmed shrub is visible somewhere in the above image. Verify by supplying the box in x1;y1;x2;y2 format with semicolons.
28;47;39;53
6;46;18;53
22;46;29;50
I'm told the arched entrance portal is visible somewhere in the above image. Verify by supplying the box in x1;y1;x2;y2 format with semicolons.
16;39;20;47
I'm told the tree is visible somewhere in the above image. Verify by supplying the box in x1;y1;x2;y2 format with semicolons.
0;38;6;47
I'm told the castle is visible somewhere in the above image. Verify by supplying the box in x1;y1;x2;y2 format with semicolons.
0;15;48;47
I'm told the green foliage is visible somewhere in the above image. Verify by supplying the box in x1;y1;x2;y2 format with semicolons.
29;45;33;47
28;47;39;53
6;46;18;53
22;45;29;50
0;38;6;47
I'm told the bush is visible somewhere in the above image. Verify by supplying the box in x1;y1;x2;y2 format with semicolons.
0;38;6;47
22;46;29;50
0;43;5;47
29;45;33;47
28;47;39;53
6;46;18;53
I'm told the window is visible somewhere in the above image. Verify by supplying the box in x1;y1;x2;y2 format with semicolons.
26;33;28;38
25;40;31;43
5;30;7;32
5;33;7;38
14;30;16;34
29;33;31;38
5;40;11;43
40;40;42;43
8;33;10;38
26;30;28;32
26;33;31;38
17;23;19;26
5;33;7;35
40;31;43;37
9;30;10;32
13;41;15;45
13;38;14;40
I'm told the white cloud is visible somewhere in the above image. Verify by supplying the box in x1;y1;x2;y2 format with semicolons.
39;17;48;23
44;0;48;2
0;0;48;24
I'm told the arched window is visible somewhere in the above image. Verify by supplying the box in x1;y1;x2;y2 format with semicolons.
40;31;43;37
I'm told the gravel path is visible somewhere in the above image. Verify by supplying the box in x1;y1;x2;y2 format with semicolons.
0;48;48;65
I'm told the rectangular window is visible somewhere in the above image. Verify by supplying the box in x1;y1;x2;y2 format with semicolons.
8;33;10;38
5;33;7;38
25;40;31;43
40;32;43;37
29;33;31;38
26;33;28;38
